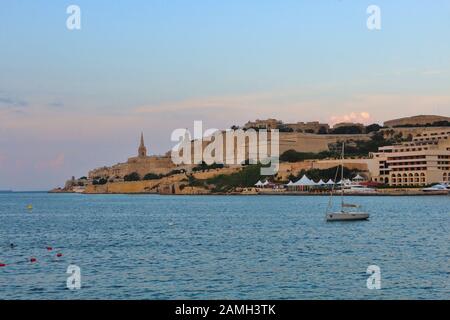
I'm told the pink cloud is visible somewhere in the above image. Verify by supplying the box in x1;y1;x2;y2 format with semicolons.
330;112;372;126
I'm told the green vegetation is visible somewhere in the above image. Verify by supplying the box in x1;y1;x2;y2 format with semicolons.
124;172;141;181
344;131;412;156
186;165;266;192
143;173;163;180
393;120;450;128
206;165;264;192
280;150;337;162
365;123;382;133
192;161;224;172
167;169;185;176
295;166;360;182
187;175;206;187
317;126;328;134
331;125;363;134
276;124;294;132
280;131;412;162
92;178;108;185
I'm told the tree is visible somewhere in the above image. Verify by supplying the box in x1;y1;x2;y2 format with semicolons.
143;173;162;180
206;165;264;192
192;161;224;172
124;172;141;181
167;169;184;175
331;126;363;134
92;178;107;185
297;166;360;181
365;123;381;133
277;125;294;132
280;149;335;162
318;126;328;134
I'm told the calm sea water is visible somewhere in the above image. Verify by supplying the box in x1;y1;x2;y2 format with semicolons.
0;193;449;299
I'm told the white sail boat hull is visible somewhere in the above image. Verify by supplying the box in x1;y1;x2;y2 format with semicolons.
326;212;369;222
325;142;370;222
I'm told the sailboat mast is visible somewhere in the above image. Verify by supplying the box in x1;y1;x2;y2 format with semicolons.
341;142;344;209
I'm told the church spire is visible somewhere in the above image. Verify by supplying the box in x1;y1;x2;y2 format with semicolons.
138;132;147;157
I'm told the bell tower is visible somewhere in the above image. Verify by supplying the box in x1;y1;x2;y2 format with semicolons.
138;132;147;157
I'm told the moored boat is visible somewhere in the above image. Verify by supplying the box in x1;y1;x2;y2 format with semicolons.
325;143;370;222
422;184;449;192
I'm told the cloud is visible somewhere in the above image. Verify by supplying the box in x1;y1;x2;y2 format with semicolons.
48;101;64;108
330;112;372;125
1;91;449;155
421;69;448;76
134;91;450;128
0;94;28;108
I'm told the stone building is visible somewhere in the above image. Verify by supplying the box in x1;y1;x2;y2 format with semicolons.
310;128;450;186
243;119;329;133
88;133;176;180
370;128;450;186
244;119;282;130
285;121;329;133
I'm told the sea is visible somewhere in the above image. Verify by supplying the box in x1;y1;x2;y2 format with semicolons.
0;192;449;299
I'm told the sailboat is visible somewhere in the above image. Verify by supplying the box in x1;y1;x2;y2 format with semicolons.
325;143;369;222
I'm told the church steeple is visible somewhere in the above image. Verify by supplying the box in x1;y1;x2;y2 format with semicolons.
138;132;147;157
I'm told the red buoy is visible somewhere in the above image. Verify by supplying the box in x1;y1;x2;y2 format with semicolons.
30;257;37;263
0;263;6;267
56;253;63;258
46;247;53;251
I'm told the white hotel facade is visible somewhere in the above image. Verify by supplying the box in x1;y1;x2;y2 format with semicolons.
370;129;450;186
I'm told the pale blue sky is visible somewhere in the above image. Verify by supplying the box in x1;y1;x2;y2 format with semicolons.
1;1;450;190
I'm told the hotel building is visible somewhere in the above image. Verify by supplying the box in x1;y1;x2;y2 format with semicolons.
371;129;450;186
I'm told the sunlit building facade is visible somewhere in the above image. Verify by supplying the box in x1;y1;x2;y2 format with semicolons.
371;129;450;186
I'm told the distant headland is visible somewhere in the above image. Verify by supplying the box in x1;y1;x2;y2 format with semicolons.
51;114;450;195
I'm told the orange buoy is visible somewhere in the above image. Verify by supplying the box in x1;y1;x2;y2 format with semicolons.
56;253;63;258
30;257;37;263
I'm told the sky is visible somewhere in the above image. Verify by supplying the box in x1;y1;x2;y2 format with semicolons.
1;0;450;190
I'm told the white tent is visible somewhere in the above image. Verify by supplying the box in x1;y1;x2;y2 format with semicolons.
286;180;294;186
352;174;365;182
317;179;326;186
293;175;316;186
254;180;264;187
262;180;270;186
326;179;335;185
